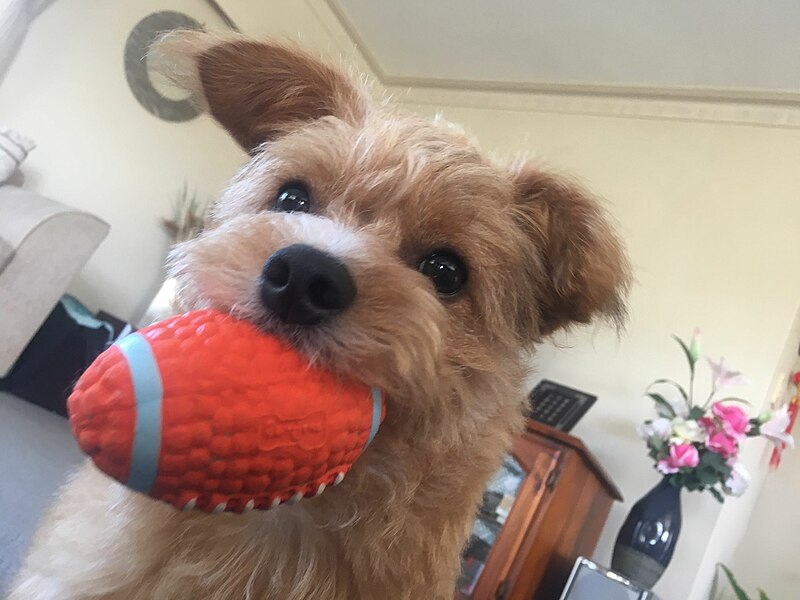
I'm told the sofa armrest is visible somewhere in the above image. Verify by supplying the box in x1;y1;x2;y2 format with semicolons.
0;186;109;377
0;237;12;273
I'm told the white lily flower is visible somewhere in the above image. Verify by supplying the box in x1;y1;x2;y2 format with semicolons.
637;418;672;441
668;396;690;419
723;461;751;497
761;405;795;449
707;356;751;390
670;417;705;443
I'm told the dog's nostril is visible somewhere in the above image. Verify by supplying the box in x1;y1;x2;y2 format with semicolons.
260;244;356;326
264;257;290;288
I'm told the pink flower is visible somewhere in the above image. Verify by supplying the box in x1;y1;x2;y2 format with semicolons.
657;443;700;474
698;416;717;433
712;402;751;439
706;431;739;458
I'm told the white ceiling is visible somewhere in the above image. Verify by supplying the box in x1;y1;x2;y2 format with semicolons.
332;0;800;101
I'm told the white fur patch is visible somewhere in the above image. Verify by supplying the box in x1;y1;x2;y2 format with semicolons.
148;29;242;112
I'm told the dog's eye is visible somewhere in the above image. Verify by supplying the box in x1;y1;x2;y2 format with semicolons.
418;251;467;297
274;183;311;213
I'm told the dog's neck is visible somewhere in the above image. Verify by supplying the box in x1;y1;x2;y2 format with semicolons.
293;358;527;595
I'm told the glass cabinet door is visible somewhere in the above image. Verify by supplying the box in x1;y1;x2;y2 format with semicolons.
457;454;526;596
455;429;562;600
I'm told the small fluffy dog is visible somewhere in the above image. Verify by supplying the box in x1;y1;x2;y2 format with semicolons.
12;32;629;600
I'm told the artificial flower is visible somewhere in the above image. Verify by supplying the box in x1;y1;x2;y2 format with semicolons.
760;405;795;449
712;402;751;439
670;417;705;443
723;461;750;497
640;333;784;503
688;328;702;363
657;442;700;474
656;459;677;475
637;418;672;441
707;357;751;391
698;416;717;433
667;395;690;419
706;431;739;458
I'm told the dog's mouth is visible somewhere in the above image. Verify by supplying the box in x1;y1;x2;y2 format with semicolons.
169;215;449;406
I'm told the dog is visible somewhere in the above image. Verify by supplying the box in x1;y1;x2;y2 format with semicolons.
11;32;630;600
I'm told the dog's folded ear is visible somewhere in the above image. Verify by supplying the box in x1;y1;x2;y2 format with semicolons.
509;162;631;338
151;31;368;153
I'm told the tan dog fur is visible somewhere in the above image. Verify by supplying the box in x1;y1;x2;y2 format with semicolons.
11;33;630;600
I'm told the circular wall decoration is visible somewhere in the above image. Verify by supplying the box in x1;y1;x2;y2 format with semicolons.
124;11;202;122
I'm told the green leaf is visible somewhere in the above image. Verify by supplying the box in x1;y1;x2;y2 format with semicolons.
649;434;665;452
673;334;697;369
700;450;730;473
718;564;751;600
709;487;725;502
696;469;719;485
684;477;704;491
649;378;689;401
757;590;770;600
689;406;705;420
647;393;676;418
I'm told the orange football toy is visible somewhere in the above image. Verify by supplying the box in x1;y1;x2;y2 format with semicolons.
67;309;384;514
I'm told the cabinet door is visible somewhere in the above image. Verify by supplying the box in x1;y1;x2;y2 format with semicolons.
456;435;561;600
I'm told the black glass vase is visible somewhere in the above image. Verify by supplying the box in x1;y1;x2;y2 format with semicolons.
611;477;682;588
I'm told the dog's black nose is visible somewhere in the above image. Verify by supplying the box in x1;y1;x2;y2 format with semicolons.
260;244;356;325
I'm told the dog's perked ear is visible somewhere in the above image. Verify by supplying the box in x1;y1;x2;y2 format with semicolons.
151;32;368;153
509;162;631;339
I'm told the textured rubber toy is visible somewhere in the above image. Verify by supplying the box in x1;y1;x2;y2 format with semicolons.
67;309;384;514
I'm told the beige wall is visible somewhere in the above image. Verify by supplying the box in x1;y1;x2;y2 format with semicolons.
728;308;800;600
0;0;246;323
5;1;799;598
398;92;800;599
0;0;374;324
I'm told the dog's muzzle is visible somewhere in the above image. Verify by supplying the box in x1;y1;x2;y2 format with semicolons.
260;244;356;326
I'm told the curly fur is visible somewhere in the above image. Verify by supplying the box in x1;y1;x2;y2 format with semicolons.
12;33;630;600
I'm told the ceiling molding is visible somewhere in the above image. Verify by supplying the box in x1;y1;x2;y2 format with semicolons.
382;76;800;107
389;85;800;130
312;0;800;129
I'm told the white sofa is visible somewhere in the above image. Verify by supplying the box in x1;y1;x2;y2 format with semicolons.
0;185;109;376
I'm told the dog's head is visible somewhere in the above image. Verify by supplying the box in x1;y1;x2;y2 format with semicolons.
155;33;630;442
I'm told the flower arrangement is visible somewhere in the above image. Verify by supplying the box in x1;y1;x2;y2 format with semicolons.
638;331;794;502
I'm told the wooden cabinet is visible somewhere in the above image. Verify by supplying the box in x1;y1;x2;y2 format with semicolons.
456;421;622;600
